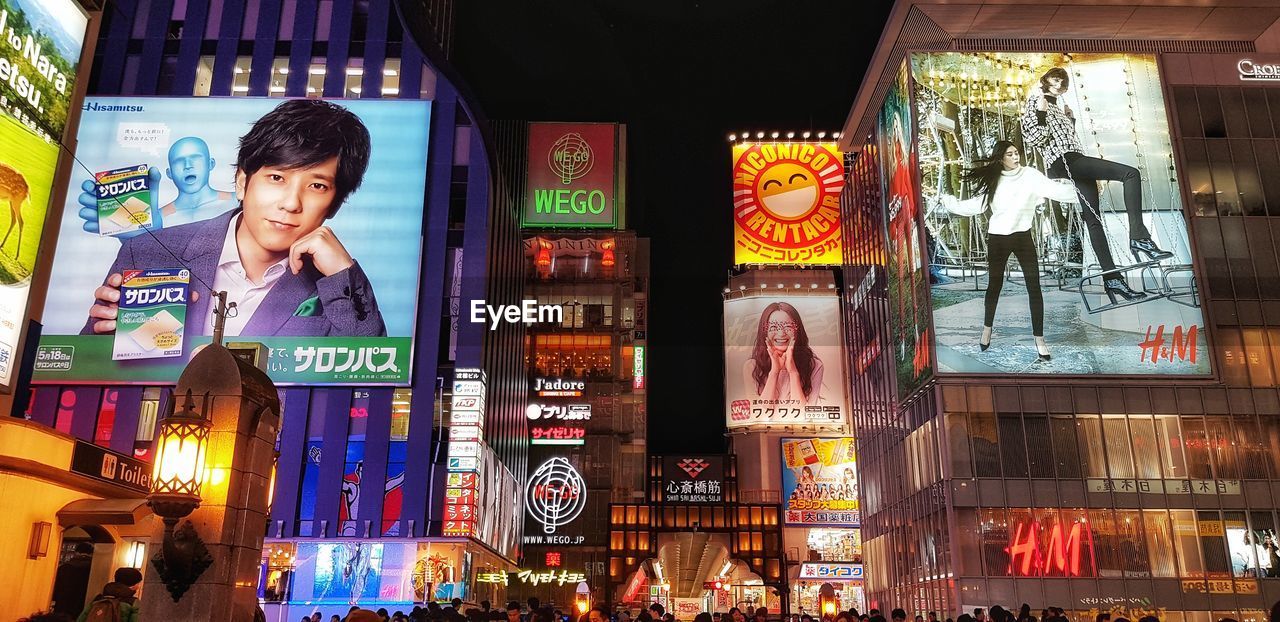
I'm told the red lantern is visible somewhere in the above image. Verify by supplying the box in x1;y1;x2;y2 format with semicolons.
535;239;552;267
600;239;616;267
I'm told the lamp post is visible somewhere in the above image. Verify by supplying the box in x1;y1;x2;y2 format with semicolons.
147;388;214;602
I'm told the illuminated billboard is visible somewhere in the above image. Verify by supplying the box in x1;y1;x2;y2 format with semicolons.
731;142;844;265
911;52;1209;376
724;293;847;429
522;122;618;228
781;437;859;527
0;0;88;141
35;96;430;385
0;114;58;388
878;61;933;397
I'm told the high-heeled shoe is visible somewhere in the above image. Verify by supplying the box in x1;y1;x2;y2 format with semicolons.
979;327;992;351
1034;337;1051;361
1104;277;1147;303
1130;238;1174;262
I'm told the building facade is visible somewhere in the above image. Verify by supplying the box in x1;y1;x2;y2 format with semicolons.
11;0;530;618
841;2;1280;622
498;120;649;609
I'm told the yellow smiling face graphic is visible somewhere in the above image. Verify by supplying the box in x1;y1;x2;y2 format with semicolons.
758;162;820;219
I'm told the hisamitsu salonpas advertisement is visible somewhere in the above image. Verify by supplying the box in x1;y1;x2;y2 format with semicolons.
34;97;430;385
912;52;1209;376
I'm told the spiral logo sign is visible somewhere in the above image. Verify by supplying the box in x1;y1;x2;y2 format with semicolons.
526;457;586;534
548;133;595;184
523;123;617;228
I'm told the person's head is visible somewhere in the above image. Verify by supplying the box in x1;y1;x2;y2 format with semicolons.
331;616;341;622
453;600;464;610
663;615;675;622
530;599;542;612
590;606;609;622
482;601;491;612
696;614;715;622
313;613;323;622
233;100;371;256
929;614;938;621
650;605;665;617
914;616;924;622
973;611;985;621
751;302;817;397
167;136;218;195
1039;67;1070;94
1095;614;1110;622
1019;606;1030;618
1138;617;1159;622
113;567;143;591
756;608;768;621
348;611;384;622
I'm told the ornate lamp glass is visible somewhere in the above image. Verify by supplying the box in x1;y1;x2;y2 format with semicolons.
147;390;214;602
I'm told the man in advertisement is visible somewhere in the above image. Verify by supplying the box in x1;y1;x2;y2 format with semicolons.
81;99;385;338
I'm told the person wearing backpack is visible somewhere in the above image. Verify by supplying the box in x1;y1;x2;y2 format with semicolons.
77;567;142;622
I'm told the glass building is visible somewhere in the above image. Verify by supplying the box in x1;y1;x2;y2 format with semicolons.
840;2;1280;621
15;0;532;618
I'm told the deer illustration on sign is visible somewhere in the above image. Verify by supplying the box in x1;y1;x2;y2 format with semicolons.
0;163;27;258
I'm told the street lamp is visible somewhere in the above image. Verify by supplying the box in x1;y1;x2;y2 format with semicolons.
148;389;214;602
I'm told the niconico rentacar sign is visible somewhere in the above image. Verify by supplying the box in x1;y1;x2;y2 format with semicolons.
523;123;618;228
732;142;843;265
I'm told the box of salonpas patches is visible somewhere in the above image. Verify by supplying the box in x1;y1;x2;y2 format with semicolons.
95;164;153;236
112;268;190;361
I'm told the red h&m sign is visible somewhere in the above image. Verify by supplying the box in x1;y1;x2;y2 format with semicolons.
1005;520;1096;577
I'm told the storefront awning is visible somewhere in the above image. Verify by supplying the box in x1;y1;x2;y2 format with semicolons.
57;498;151;526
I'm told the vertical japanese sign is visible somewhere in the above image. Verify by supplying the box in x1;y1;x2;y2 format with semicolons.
661;456;725;504
445;368;485;538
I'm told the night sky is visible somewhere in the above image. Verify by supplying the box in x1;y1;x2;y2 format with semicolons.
452;1;893;454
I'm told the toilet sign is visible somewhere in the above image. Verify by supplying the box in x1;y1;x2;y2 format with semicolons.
70;441;151;494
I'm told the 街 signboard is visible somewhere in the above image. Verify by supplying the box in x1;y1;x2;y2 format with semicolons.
661;456;725;504
731;142;844;265
523;122;618;228
33;97;431;385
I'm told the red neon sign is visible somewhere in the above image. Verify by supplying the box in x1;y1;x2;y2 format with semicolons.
1005;520;1095;577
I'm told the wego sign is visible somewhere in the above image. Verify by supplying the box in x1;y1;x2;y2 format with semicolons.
732;142;844;265
524;123;619;228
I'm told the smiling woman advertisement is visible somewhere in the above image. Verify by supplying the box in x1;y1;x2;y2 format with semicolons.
724;293;847;429
34;97;430;385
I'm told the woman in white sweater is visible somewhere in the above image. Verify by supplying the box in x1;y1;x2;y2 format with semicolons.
939;140;1077;361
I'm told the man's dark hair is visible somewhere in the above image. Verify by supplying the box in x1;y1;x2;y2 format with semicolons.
507;603;522;612
113;567;143;587
1039;67;1071;93
529;598;541;611
650;605;665;616
236;99;372;217
453;599;464;610
891;611;906;622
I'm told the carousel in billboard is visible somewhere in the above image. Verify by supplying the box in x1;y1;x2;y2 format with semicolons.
911;52;1209;376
